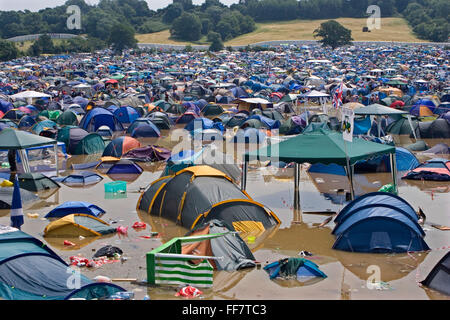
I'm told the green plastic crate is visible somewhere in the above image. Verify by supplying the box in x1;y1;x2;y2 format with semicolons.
104;181;127;193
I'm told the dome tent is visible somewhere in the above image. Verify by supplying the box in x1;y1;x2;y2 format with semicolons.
102;136;141;158
45;201;105;218
79;108;124;133
57;126;105;155
44;214;116;237
332;192;429;253
138;166;279;232
0;225;125;300
420;252;450;296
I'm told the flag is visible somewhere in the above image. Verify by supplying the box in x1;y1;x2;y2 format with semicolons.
10;176;24;230
333;83;344;109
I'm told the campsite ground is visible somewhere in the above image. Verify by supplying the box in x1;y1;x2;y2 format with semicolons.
136;18;424;46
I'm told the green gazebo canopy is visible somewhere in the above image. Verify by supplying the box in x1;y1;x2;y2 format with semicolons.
0;128;57;150
244;128;395;166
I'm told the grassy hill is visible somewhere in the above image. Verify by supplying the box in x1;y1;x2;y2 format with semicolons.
136;17;424;46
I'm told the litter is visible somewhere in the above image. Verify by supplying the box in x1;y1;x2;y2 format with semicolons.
175;286;203;298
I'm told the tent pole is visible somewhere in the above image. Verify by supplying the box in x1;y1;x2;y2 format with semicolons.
390;153;398;194
241;159;248;191
377;115;381;137
54;143;59;177
406;114;417;140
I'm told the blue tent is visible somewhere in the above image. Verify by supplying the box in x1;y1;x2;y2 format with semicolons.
353;116;371;135
18;115;37;129
31;120;58;135
264;257;327;282
232;128;266;144
332;192;430;253
0;225;125;300
79;108;124;132
114;106;139;125
131;122;161;138
0;100;13;113
106;159;143;175
54;171;103;186
184;117;224;133
246;115;280;130
45;201;105;218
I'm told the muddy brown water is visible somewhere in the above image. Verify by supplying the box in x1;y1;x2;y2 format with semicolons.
0;133;448;300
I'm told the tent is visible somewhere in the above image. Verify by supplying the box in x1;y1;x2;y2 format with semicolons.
354;104;408;137
137;166;279;231
414;119;450;139
122;145;171;162
264;257;327;284
420;252;450;296
386;117;419;135
39;110;62;121
0;187;38;209
183;219;256;271
18;115;37;129
56;110;79;126
146;112;173;130
308;146;419;174
0;225;125;300
162;144;241;182
131;122;161;138
421;143;449;155
106;159;143;175
402;158;450;181
95;157;120;173
185;117;224;133
44;214;116;237
18;173;60;193
405;140;429;152
232;128;266;144
31;120;58;135
45;201;105;218
57;126;105;155
113;106;139;125
79;108;124;132
243;127;397;207
126;118;158;134
56;171;103;187
102;136;141;158
201;104;224;117
332;192;429;253
176;111;199;124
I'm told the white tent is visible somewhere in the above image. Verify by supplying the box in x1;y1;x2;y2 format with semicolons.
9;91;52;104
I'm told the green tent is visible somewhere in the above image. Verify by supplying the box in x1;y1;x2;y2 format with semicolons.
386;117;419;135
39;110;62;121
56;110;79;126
18;173;60;192
243;128;397;208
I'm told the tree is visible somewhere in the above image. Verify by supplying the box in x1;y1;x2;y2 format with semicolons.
162;3;184;24
108;23;138;53
0;40;19;62
313;20;353;49
170;12;202;41
208;32;224;52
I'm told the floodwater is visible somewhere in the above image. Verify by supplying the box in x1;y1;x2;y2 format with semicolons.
0;131;449;300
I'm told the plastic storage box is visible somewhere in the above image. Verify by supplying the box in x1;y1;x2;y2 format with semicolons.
104;181;127;193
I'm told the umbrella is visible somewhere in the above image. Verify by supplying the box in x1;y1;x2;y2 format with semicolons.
10;176;24;230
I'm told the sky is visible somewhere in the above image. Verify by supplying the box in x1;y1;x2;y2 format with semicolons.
0;0;240;11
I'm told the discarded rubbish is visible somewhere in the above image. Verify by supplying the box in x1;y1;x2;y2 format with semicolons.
132;222;146;229
94;275;112;283
64;240;76;246
175;286;203;298
26;213;39;219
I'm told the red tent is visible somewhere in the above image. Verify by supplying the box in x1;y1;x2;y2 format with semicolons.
390;101;405;109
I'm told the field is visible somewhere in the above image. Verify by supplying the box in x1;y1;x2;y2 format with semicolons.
136;17;424;46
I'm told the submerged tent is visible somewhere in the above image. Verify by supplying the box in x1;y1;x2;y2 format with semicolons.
18;173;60;192
145;112;173;130
138;165;279;231
106;159;143;175
102;136;141;158
264;257;327;284
421;252;450;296
402;158;450;181
113;106;139;125
44;214;116;237
0;187;38;209
126;118;158;134
332;192;429;253
131;122;161;138
0;225;125;300
45;201;105;218
55;171;103;186
122;145;171;162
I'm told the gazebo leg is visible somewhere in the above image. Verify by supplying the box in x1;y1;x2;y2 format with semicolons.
54;144;59;177
390;153;398;194
293;163;302;223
